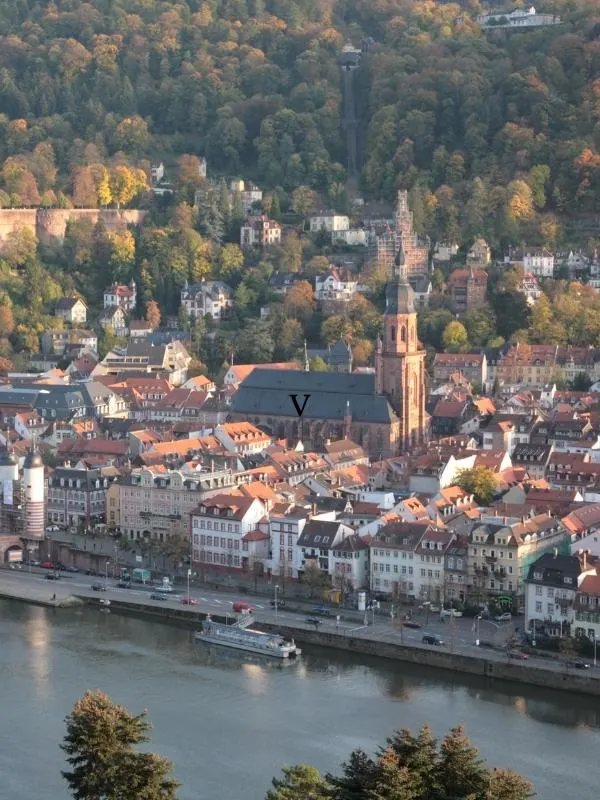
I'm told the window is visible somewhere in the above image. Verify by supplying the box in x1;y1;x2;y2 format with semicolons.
535;586;542;596
534;571;542;580
535;601;542;613
393;565;398;573
547;603;554;616
420;569;426;577
220;537;226;549
547;588;554;598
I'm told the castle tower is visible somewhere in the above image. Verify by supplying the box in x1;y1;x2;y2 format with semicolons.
375;243;426;452
23;442;45;541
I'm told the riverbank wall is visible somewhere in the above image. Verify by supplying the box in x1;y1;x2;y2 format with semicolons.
71;595;600;698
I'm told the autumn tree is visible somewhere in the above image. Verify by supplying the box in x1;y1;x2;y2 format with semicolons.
456;466;497;506
61;690;179;800
442;320;469;353
0;304;15;337
146;300;161;329
114;115;150;155
283;280;315;325
178;154;206;202
72;166;97;207
217;243;244;281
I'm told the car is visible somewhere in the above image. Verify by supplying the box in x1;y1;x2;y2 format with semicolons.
45;573;60;581
64;565;79;573
232;600;256;613
569;659;591;670
311;605;332;616
30;560;40;567
56;562;67;571
154;585;173;593
403;620;423;629
117;581;131;589
495;612;512;623
149;592;168;601
371;592;389;602
40;561;56;570
91;583;106;592
305;617;322;626
180;597;199;605
422;634;445;646
440;608;463;618
270;598;286;608
85;569;97;576
507;649;528;660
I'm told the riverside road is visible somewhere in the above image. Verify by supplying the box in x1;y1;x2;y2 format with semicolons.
0;566;596;679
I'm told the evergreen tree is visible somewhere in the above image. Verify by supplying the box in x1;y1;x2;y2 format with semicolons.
327;749;379;799
61;690;180;800
196;185;224;244
437;725;488;798
266;764;330;800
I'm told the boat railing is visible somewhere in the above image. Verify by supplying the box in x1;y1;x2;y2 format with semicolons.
234;615;254;630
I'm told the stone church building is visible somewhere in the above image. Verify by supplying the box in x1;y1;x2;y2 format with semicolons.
230;247;428;458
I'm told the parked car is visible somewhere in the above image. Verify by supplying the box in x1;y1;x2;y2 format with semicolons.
507;650;528;660
403;620;423;629
180;597;199;606
64;565;79;573
154;585;173;593
568;659;590;670
371;592;389;602
30;560;40;567
270;598;286;608
85;569;97;576
440;608;463;618
40;561;56;570
305;617;322;627
149;592;168;601
91;583;106;592
495;612;512;623
422;634;444;646
232;601;256;613
45;573;60;581
311;605;332;616
117;581;131;589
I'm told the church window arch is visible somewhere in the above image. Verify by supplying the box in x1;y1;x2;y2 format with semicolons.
390;325;396;341
400;326;406;342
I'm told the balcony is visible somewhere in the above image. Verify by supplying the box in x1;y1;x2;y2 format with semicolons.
485;555;497;565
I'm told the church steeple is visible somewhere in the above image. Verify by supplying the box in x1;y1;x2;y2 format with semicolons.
385;241;415;316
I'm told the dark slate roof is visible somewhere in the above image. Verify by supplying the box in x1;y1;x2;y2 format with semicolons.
297;519;343;549
328;339;352;366
231;369;395;424
526;552;581;586
0;389;39;407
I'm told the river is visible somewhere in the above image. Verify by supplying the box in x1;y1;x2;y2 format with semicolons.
1;599;598;799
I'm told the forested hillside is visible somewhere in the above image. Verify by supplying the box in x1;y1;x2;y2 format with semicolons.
1;0;600;246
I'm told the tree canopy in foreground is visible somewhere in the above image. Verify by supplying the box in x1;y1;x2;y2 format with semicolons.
267;724;535;799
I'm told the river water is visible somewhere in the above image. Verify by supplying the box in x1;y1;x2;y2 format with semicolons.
1;599;598;800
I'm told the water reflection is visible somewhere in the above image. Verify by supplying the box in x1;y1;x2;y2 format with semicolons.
22;607;51;699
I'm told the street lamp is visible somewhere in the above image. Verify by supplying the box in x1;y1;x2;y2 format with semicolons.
274;584;279;619
187;568;191;605
104;560;109;589
474;614;481;647
531;618;536;647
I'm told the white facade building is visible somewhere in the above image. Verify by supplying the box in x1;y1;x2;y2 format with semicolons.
309;213;350;233
180;280;232;321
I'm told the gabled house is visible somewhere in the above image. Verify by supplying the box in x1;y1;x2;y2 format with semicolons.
180;281;232;321
55;297;87;325
296;519;356;578
104;281;137;311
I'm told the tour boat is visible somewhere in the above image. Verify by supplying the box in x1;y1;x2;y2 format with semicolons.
194;615;301;659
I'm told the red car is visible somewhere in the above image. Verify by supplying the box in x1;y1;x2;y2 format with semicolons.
232;600;256;613
508;650;528;661
180;597;199;606
40;561;56;570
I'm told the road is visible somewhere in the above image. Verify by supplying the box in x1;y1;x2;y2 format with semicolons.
1;566;597;678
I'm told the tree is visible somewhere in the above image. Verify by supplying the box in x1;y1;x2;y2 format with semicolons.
559;636;577;669
302;560;328;598
217;243;244;280
114;115;150;155
442;320;469;353
310;356;328;371
72;165;98;207
291;185;318;227
146;300;161;329
284;281;315;324
456;466;497;505
61;690;179;800
3;226;37;267
266;764;330;800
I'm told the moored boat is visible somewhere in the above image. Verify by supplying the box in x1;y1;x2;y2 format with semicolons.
194;615;301;659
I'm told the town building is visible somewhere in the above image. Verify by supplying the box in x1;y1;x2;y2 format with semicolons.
477;6;561;28
573;572;600;641
240;215;281;248
191;493;266;572
54;297;87;325
468;513;570;603
99;306;127;336
296;519;356;579
309;212;350;233
432;353;487;388
331;229;367;246
103;281;137;311
524;552;584;638
448;267;488;314
100;340;192;386
230;180;262;213
315;267;358;310
232;245;427;457
180;281;232;321
41;329;98;356
466;238;491;266
107;466;239;542
520;272;542;305
506;247;555;278
47;465;119;528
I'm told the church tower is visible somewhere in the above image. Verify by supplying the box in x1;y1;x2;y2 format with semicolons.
375;243;426;451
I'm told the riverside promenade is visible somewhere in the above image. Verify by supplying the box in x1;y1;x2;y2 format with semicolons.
2;567;600;697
